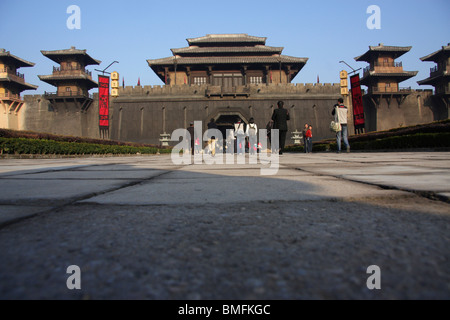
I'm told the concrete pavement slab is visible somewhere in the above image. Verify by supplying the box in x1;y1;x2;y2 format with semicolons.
0;206;53;225
0;198;449;299
82;170;409;205
0;178;130;203
303;165;448;176
9;169;167;180
0;164;88;176
0;153;449;299
341;173;450;193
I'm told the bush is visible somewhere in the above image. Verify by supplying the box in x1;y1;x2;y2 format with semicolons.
351;132;450;151
283;132;450;153
283;145;305;153
0;128;170;150
0;137;166;155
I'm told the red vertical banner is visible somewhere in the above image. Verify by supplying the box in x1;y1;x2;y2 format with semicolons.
350;74;365;132
98;75;109;128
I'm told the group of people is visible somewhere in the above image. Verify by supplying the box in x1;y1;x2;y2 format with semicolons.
302;123;313;153
186;117;260;156
298;98;351;154
228;117;259;155
186;98;351;155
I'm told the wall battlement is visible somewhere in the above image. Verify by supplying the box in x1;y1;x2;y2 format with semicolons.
117;83;341;97
21;87;434;101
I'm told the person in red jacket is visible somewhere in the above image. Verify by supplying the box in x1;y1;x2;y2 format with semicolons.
305;125;313;153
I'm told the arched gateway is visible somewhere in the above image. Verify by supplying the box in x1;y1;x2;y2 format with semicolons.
209;110;248;140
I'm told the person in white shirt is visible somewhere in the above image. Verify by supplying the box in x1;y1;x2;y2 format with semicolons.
331;98;350;153
234;119;246;155
226;127;235;154
246;117;258;155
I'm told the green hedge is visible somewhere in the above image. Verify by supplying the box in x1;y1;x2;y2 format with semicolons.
0;137;172;155
0;128;169;149
284;132;450;152
351;132;450;151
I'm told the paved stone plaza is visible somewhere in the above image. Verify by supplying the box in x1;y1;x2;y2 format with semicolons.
0;152;449;299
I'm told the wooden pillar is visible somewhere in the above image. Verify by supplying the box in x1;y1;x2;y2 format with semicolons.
207;66;213;85
174;58;177;85
186;67;191;86
242;66;248;85
164;67;169;85
162;106;166;133
286;65;291;84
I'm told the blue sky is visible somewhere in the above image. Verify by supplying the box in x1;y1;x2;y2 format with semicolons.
1;0;449;94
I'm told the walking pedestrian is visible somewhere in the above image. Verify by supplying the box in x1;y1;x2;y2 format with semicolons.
306;125;313;153
271;100;290;155
186;122;195;155
246;117;258;155
332;98;350;153
234;118;246;155
302;123;309;153
226;128;235;154
207;118;218;156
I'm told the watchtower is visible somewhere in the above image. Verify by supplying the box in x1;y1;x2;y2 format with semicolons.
0;49;38;119
38;46;101;112
355;43;418;107
418;43;450;118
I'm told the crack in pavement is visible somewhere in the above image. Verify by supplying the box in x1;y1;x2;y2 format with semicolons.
0;165;183;230
291;166;450;204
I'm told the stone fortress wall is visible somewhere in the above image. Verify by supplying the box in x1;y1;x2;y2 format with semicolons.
1;83;442;146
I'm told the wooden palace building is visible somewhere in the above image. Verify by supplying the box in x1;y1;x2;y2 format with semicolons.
147;34;308;89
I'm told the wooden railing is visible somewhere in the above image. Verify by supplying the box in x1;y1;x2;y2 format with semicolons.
52;66;92;77
0;92;21;99
363;62;404;77
44;90;93;99
0;68;25;83
371;86;412;94
430;65;450;78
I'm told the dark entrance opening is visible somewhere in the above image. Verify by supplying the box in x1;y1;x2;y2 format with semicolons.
214;113;248;152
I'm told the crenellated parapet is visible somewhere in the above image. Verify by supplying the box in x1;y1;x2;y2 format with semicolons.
117;83;341;98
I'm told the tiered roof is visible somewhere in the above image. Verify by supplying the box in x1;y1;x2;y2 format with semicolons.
40;47;101;66
355;44;413;62
419;44;450;62
418;44;450;86
38;73;98;90
355;44;418;85
147;34;308;82
187;34;266;46
0;49;38;91
0;49;35;68
38;47;100;90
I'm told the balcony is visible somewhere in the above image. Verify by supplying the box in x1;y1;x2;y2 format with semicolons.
44;90;94;112
374;61;403;68
430;65;450;78
44;90;93;99
0;92;24;114
52;66;93;78
363;62;404;77
0;67;25;83
0;92;21;100
369;86;412;94
435;85;450;95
